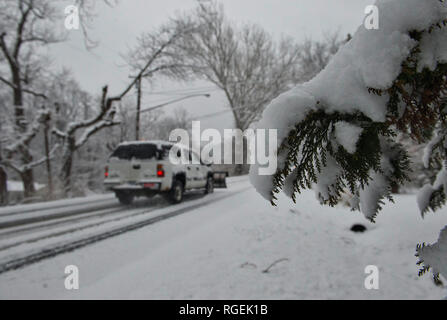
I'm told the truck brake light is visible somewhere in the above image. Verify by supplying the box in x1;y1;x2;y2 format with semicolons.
157;164;164;177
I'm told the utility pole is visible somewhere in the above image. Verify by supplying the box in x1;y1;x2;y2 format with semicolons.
135;75;142;141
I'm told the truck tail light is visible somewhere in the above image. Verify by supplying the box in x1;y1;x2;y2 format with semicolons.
157;164;164;177
104;166;109;178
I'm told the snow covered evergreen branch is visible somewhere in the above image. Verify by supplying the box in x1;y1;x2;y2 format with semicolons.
249;0;447;283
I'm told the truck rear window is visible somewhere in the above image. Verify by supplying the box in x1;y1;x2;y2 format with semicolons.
110;144;168;160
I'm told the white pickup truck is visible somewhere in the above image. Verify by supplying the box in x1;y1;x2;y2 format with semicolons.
104;141;220;205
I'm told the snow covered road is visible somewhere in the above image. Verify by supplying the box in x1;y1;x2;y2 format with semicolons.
0;177;249;274
0;176;446;299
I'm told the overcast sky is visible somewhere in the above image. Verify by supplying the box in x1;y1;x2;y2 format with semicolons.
50;0;373;131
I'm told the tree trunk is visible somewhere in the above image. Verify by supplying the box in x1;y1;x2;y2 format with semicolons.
233;130;250;176
61;138;76;196
0;166;7;206
62;152;73;196
19;146;36;198
12;68;36;199
21;169;35;199
12;70;24;128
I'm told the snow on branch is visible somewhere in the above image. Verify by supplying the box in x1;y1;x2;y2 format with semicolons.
75;117;120;149
248;0;447;284
59;21;195;147
4;108;51;154
5;143;60;174
416;226;447;286
250;0;447;221
417;126;447;217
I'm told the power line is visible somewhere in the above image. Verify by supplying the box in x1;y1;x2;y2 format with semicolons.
141;86;220;96
139;78;262;96
193;104;258;120
139;93;211;114
124;93;207;106
194;109;231;120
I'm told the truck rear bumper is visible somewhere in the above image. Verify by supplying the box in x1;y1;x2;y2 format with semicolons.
105;182;161;191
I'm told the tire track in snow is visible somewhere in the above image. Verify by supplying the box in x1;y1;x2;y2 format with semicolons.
0;197;170;240
0;206;162;252
0;187;250;274
0;201;124;230
0;196;115;218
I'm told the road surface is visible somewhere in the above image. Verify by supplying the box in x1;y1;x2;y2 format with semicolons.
0;177;249;274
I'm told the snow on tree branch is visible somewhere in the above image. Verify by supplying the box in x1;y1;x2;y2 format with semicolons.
0;107;56;174
416;226;447;286
4;108;51;154
2;143;59;174
250;0;447;215
75;116;120;149
249;0;447;284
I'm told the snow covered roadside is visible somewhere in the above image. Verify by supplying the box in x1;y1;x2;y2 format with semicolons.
0;193;115;217
0;177;446;299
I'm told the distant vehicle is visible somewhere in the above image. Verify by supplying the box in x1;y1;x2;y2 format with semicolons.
104;141;223;205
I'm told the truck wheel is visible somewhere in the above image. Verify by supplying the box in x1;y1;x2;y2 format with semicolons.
168;180;184;204
205;177;214;194
116;192;134;205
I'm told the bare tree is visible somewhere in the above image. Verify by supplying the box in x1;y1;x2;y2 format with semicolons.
126;17;197;81
74;0;118;49
228;28;301;129
297;32;345;83
115;98;141;144
107;102;190;144
0;0;64;200
124;16;198;140
173;1;301;174
51;87;119;195
177;1;301;131
107;97;164;146
0;0;118;204
51;16;195;195
144;107;191;140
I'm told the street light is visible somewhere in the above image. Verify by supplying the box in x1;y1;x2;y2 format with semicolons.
139;93;211;114
131;92;210;140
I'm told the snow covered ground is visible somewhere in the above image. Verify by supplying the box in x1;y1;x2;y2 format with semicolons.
6;181;45;192
0;176;446;299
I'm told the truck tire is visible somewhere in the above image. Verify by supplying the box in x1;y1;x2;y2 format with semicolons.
116;192;134;205
204;176;214;194
167;180;184;204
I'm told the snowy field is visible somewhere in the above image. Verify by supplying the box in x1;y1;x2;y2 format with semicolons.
0;176;446;299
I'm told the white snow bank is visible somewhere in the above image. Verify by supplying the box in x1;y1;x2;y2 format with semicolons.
250;0;447;203
6;181;45;192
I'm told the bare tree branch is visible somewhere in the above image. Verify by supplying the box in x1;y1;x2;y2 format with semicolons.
0;75;47;99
